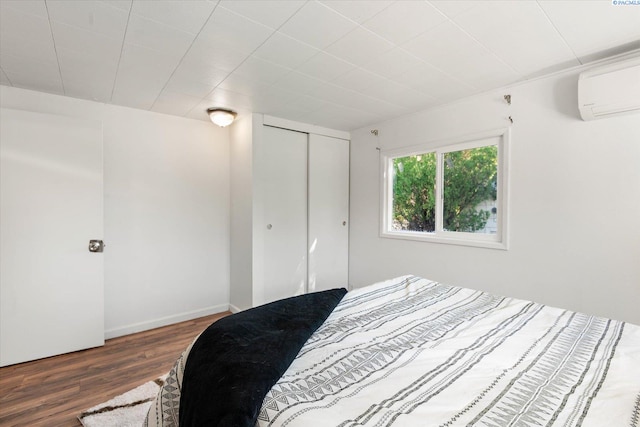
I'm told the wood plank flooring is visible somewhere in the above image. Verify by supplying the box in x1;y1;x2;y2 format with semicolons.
0;312;230;427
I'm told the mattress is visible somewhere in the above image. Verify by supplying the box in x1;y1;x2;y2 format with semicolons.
145;275;640;426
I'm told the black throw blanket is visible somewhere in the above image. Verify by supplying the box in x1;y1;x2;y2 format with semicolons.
179;288;347;427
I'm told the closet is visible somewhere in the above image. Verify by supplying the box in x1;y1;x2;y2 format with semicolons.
230;115;349;310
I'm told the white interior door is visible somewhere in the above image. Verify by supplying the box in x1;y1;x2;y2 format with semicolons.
308;134;349;292
260;126;308;304
0;108;104;367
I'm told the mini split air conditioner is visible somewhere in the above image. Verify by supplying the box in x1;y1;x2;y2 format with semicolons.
578;55;640;121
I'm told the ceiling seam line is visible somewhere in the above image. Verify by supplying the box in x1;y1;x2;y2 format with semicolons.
425;0;522;76
148;0;223;111
444;19;522;77
390;4;482;95
43;0;66;95
535;0;582;65
0;67;14;87
396;44;478;92
184;0;311;118
109;0;133;103
272;0;413;95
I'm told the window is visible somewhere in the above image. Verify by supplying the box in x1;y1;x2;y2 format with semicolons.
380;128;509;249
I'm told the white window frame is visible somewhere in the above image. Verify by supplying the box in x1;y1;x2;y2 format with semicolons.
380;128;510;250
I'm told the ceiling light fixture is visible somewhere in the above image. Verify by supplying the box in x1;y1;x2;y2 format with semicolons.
207;108;237;127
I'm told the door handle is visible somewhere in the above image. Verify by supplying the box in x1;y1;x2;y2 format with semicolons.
88;240;104;253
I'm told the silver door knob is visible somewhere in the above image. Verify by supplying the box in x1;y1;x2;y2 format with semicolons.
89;240;104;253
342;221;347;226
266;224;272;230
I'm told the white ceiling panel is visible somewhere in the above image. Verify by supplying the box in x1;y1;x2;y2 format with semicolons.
299;103;379;130
125;14;197;56
325;27;394;68
452;1;579;75
539;0;640;60
231;56;292;85
0;4;55;50
112;43;182;107
0;0;48;18
304;81;358;104
360;48;426;80
305;81;399;117
398;61;474;101
0;33;58;65
267;95;326;122
185;38;251;73
163;77;217;99
331;67;390;93
56;47;117;84
151;90;202;116
428;1;480;19
320;0;393;24
203;87;254;111
110;84;162;110
46;0;129;39
402;21;521;90
111;61;174;110
219;0;304;29
0;69;11;85
363;1;447;45
216;73;272;97
171;56;230;87
251;85;300;109
2;54;63;94
279;1;358;50
103;1;131;12
288;95;333;114
51;21;123;64
0;52;60;81
1;0;639;131
4;71;64;94
198;6;274;54
252;32;320;69
365;79;436;111
116;43;181;82
296;52;356;82
271;70;325;94
130;1;216;34
62;74;114;103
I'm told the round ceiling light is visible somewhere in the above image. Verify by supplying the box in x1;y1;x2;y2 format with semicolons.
206;108;237;127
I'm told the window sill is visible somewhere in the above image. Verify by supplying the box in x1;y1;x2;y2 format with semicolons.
380;230;508;250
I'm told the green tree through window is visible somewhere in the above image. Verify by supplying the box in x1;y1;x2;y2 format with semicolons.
443;146;497;232
393;153;436;231
392;145;497;233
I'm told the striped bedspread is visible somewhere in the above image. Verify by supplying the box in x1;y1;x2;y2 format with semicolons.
258;275;640;427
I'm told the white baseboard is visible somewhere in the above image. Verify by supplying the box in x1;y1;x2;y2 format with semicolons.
228;303;243;314
104;304;230;340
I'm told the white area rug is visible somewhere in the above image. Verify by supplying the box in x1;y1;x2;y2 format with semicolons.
78;375;166;427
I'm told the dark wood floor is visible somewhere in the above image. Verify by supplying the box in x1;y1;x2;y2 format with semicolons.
0;312;230;427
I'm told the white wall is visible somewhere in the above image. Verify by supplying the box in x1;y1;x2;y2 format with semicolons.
229;114;254;312
1;86;230;338
349;65;640;325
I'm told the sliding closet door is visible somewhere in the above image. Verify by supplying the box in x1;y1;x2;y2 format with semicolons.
308;134;349;292
0;109;104;366
260;126;308;304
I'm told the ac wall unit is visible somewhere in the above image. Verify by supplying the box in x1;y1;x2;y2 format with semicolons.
578;56;640;121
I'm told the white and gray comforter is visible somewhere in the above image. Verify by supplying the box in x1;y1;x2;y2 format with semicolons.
148;275;640;426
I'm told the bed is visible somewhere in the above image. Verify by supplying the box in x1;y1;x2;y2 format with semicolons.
144;275;640;427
